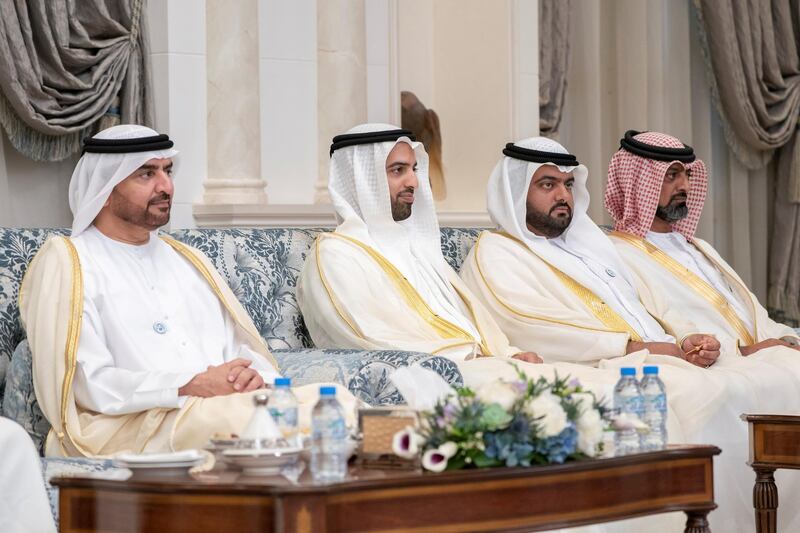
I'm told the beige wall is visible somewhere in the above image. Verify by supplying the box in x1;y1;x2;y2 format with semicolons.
398;0;538;215
432;0;513;212
0;136;75;228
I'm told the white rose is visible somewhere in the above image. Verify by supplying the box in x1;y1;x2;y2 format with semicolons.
526;391;568;438
576;406;604;457
475;380;518;412
572;392;595;412
438;441;458;459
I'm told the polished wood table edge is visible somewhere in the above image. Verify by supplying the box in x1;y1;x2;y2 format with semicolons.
488;503;718;533
748;460;800;470
51;444;721;496
742;414;800;424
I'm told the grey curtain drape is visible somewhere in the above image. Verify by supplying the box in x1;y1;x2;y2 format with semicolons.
692;0;800;324
538;0;571;137
0;0;154;162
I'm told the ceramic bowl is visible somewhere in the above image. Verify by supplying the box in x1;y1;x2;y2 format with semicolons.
222;447;302;476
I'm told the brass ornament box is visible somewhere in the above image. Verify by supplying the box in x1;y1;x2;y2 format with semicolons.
358;407;418;467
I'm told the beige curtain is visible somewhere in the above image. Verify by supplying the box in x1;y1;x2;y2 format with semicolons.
538;0;571;137
0;0;154;162
692;0;800;324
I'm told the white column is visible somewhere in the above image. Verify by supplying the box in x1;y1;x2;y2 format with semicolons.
200;0;267;207
314;0;367;204
512;0;539;140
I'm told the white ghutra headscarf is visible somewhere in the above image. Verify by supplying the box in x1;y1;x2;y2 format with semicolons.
68;125;179;237
328;123;480;339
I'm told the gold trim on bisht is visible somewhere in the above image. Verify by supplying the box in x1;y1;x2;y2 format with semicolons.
59;236;84;455
485;232;643;341
317;232;488;354
610;231;755;345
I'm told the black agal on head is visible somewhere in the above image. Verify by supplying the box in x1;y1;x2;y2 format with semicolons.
329;129;416;157
502;143;579;167
619;130;695;163
82;134;174;154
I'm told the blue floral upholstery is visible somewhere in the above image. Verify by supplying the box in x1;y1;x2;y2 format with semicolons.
0;229;69;405
0;227;477;447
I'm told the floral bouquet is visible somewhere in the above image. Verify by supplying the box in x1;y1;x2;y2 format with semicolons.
392;367;608;472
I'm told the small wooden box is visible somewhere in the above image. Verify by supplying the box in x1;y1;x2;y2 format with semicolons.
358;407;419;468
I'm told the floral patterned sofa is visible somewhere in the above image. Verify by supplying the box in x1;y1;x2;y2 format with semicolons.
0;227;479;454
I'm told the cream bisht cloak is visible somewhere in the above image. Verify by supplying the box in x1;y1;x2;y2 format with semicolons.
21;236;354;457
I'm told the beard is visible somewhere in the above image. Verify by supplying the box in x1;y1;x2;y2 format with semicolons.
391;188;413;221
108;191;171;230
655;194;689;223
525;201;572;238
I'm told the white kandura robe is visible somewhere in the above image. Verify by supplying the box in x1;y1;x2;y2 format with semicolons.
0;417;56;533
462;229;800;533
71;227;280;415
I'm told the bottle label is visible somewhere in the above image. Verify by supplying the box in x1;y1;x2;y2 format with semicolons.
644;394;666;413
313;418;347;453
270;407;299;440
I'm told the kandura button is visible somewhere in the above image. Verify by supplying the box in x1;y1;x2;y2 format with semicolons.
605;268;617;278
153;322;168;334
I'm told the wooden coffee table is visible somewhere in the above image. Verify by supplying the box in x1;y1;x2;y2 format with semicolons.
743;414;800;533
53;445;719;533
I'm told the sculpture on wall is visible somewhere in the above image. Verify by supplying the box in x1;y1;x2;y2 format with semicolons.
401;91;445;201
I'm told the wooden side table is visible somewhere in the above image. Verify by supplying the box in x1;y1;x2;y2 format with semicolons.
743;414;800;533
53;445;720;533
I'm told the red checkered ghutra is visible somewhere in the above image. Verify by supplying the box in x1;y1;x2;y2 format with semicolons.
604;131;707;239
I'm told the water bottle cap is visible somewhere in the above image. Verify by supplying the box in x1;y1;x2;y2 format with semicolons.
620;367;636;376
643;366;659;375
319;386;336;396
274;377;291;387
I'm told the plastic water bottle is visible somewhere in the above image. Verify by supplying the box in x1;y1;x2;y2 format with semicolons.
613;367;643;455
267;377;299;446
640;366;668;450
310;386;348;483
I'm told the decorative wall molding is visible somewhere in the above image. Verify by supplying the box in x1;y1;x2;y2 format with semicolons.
193;203;337;228
192;203;491;228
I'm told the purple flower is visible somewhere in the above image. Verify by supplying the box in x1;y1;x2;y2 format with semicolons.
511;380;528;394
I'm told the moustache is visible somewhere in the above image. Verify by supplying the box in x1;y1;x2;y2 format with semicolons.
148;194;171;206
549;202;572;215
670;192;688;203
